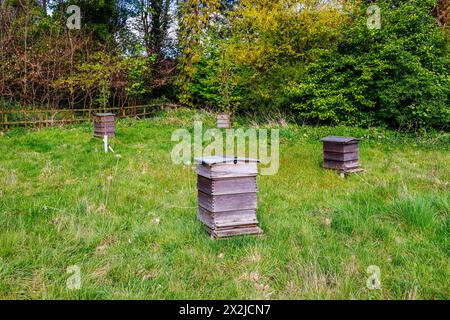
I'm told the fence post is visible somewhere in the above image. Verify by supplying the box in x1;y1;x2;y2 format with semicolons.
0;99;3;131
39;111;43;129
3;98;7;130
0;103;159;131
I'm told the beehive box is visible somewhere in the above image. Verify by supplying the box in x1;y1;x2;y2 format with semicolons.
196;156;263;239
217;113;232;129
321;136;362;173
93;113;115;138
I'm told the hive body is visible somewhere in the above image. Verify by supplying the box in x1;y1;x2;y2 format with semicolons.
196;156;263;239
321;136;362;173
217;113;232;129
93;113;115;138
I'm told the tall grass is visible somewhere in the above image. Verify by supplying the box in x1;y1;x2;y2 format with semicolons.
0;108;448;299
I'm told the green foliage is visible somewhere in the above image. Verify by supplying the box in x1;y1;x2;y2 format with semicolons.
191;50;223;108
286;1;450;130
52;0;127;42
2;0;449;130
0;0;172;108
175;0;220;106
188;0;348;114
190;36;241;113
125;53;157;98
185;0;449;130
54;52;155;108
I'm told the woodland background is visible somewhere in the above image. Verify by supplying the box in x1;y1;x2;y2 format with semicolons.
0;0;448;130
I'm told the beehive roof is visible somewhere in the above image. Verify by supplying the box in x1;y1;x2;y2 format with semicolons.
195;156;259;165
320;136;360;144
94;113;115;116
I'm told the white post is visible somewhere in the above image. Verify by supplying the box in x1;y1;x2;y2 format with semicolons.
104;135;108;153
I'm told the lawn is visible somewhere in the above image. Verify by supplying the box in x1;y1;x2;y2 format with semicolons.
0;108;448;300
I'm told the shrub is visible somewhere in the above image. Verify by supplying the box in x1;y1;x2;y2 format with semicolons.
286;1;450;130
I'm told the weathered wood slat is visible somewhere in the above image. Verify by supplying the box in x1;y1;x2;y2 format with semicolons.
324;151;359;162
198;191;257;213
217;114;230;120
197;176;257;195
207;225;264;239
218;123;231;129
94;116;115;122
323;143;358;153
198;207;258;229
94;125;115;129
217;113;232;128
321;136;360;144
197;163;258;179
323;159;360;170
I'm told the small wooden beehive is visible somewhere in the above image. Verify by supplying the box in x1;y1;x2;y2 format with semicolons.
196;156;263;239
217;113;232;129
321;136;362;173
93;113;115;138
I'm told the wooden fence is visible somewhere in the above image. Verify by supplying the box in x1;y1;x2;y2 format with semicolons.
0;104;163;131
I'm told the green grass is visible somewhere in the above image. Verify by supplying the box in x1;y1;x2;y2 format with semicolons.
0;108;449;300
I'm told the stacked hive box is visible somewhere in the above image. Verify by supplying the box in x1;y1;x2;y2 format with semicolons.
321;136;362;173
196;156;263;239
217;113;232;129
93;113;115;138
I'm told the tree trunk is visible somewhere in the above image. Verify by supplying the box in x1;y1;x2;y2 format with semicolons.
42;0;47;16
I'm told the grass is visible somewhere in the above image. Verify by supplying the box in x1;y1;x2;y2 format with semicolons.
0;108;449;300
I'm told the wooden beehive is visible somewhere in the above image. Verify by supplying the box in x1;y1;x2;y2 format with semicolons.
321;136;362;173
93;113;115;138
217;113;232;129
196;156;263;239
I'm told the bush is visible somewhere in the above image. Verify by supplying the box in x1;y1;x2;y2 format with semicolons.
286;1;450;130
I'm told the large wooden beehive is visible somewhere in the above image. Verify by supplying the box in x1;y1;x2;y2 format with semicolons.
321;136;362;173
93;113;115;138
196;156;263;239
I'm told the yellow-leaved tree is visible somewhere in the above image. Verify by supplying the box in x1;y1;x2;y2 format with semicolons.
181;0;354;112
225;0;351;112
176;0;220;106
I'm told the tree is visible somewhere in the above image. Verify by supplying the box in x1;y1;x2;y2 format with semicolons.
188;0;348;112
176;0;220;106
142;0;171;57
48;0;131;44
286;0;449;130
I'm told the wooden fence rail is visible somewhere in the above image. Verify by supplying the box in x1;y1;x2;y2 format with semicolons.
0;104;162;130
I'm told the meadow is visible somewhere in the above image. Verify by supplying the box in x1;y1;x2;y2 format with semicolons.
0;108;448;299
